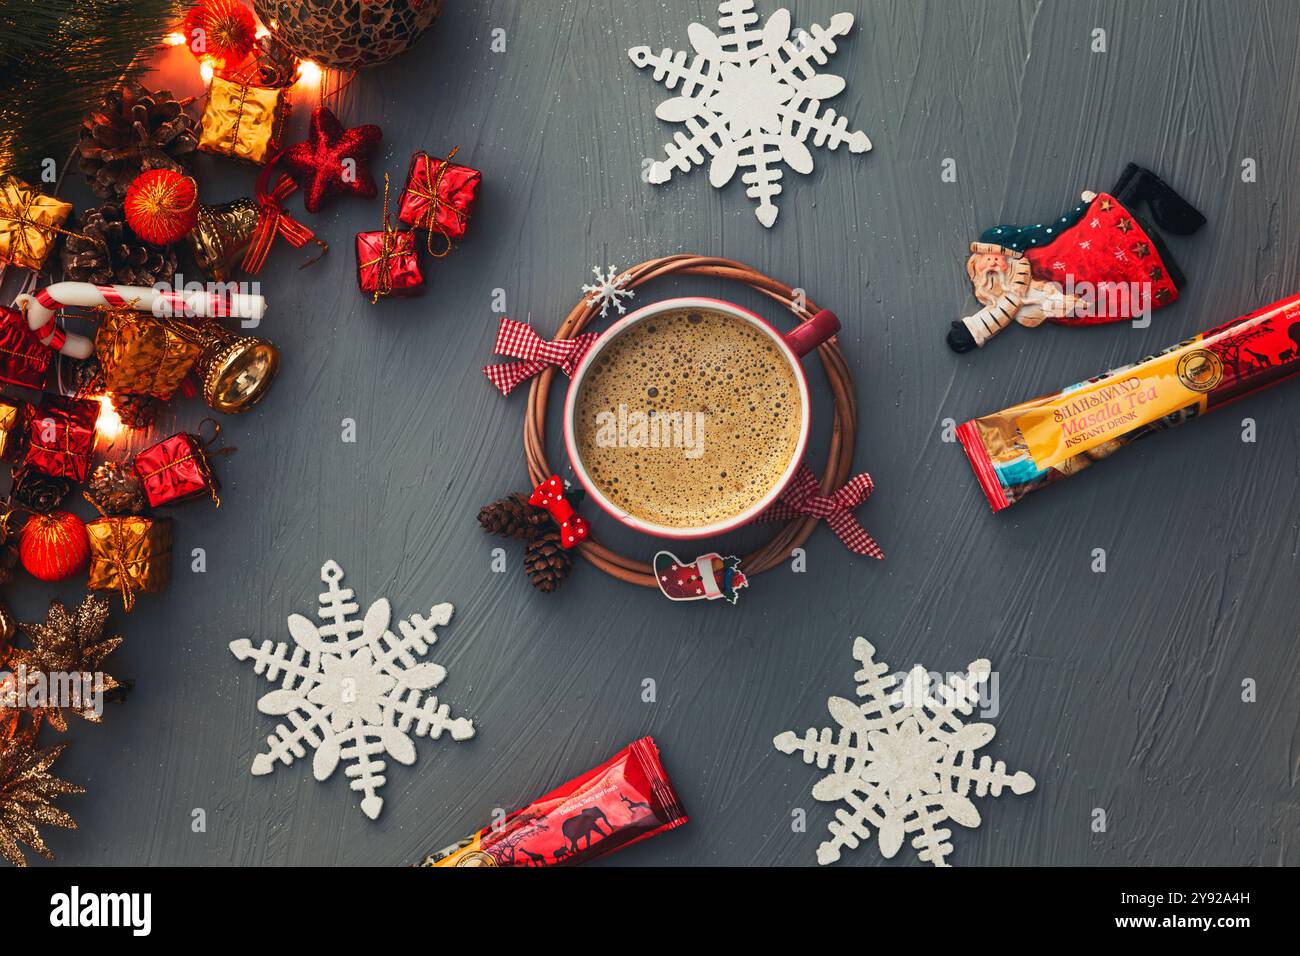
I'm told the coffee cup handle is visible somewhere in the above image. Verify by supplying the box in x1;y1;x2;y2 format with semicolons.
783;309;841;358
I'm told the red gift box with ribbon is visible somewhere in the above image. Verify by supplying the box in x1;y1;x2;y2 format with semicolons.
0;304;53;390
133;432;220;508
397;149;480;247
23;395;98;481
355;227;423;299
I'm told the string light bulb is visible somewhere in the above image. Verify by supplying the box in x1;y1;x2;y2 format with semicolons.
95;395;124;441
297;60;322;85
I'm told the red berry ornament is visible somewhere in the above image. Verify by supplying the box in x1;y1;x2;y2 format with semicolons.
183;0;259;66
124;170;200;246
20;511;90;582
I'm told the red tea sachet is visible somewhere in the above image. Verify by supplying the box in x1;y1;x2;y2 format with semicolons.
419;737;686;866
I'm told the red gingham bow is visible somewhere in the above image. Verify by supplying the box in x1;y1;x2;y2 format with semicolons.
760;464;883;558
528;475;590;549
482;318;599;396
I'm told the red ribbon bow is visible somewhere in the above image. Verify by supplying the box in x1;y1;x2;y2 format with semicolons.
760;464;883;558
528;475;590;549
482;318;599;396
241;162;327;274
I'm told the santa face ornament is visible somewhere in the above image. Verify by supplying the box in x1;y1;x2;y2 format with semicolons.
655;552;748;605
948;164;1206;352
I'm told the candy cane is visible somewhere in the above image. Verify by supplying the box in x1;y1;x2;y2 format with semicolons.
14;281;268;360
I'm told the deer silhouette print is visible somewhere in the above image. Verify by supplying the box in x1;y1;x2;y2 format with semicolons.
561;807;611;853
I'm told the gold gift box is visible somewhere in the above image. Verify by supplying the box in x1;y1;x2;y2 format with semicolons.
0;176;74;272
95;308;202;400
87;516;173;611
0;399;19;460
197;76;289;165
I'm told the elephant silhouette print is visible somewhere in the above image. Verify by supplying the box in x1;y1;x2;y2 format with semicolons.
561;807;612;853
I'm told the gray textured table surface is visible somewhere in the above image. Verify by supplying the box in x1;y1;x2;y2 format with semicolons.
17;0;1300;867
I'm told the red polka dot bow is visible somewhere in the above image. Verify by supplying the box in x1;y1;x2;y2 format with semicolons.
482;318;600;396
528;476;590;548
760;464;883;559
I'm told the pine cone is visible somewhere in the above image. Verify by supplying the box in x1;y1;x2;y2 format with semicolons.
86;461;147;516
62;204;178;286
61;356;106;399
109;392;159;431
10;468;74;515
524;529;573;593
478;493;546;539
77;83;198;200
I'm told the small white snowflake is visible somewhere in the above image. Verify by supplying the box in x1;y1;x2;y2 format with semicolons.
629;0;872;227
774;637;1035;866
581;264;636;318
229;560;475;820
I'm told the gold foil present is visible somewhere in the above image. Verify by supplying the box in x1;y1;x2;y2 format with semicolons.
94;308;202;400
198;76;289;165
87;516;173;611
0;176;74;271
0;400;19;460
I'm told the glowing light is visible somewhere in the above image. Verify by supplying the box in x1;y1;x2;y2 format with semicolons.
255;24;270;39
95;395;124;441
297;60;323;85
164;32;187;46
200;59;215;83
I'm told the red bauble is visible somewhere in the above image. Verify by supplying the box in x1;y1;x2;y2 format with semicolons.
124;170;200;246
183;0;259;66
19;511;90;582
282;107;382;213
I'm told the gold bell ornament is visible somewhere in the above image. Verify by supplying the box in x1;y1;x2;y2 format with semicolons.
186;198;260;282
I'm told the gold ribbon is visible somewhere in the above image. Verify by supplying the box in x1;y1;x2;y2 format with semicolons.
362;174;401;304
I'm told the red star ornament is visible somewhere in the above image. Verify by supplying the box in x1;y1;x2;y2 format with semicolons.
282;107;383;213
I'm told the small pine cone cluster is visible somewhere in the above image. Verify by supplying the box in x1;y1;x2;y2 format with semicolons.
524;530;573;593
62;204;178;286
109;393;159;431
478;492;574;592
9;467;74;515
86;461;148;516
77;83;198;200
477;493;545;539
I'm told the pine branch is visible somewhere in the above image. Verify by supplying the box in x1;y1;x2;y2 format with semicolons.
0;0;183;181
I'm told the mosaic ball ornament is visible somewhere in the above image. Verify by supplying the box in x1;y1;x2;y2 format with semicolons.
253;0;444;71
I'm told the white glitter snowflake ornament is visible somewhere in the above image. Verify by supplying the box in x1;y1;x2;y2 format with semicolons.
581;264;635;318
629;0;872;227
229;560;475;820
774;638;1035;866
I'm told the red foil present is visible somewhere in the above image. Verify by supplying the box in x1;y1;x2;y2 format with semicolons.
23;396;98;481
355;227;423;301
133;432;220;508
397;150;480;246
0;304;53;390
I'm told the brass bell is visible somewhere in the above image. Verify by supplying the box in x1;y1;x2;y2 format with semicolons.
176;317;280;414
186;198;260;283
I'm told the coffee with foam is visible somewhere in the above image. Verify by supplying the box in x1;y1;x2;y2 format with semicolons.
574;307;803;529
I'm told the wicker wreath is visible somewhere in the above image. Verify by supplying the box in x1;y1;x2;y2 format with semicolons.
523;254;858;587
